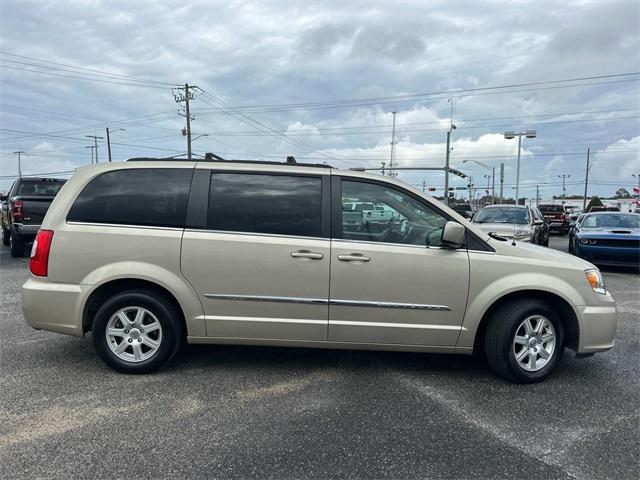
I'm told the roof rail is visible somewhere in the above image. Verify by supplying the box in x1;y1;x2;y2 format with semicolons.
127;153;333;169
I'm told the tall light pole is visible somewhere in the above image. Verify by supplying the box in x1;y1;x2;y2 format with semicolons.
504;130;536;205
558;174;571;202
583;149;591;210
462;159;495;204
106;128;125;162
389;111;397;178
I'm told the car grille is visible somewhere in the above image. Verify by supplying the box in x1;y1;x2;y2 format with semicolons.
590;239;640;248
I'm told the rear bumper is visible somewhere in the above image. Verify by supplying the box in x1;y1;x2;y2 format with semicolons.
13;223;40;237
22;276;87;337
576;301;617;353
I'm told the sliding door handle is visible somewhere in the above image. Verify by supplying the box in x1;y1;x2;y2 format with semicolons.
337;253;371;262
291;250;324;260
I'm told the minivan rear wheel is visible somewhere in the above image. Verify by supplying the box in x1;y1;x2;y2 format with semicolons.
484;299;564;383
92;290;184;373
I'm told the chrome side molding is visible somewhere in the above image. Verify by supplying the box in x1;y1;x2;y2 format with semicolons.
204;294;451;311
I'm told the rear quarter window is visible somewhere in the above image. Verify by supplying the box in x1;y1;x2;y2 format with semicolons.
67;168;192;228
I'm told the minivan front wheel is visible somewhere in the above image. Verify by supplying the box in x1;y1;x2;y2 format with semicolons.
92;290;184;373
484;299;564;383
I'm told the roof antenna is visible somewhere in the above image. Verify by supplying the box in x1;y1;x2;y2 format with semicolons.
286;156;297;164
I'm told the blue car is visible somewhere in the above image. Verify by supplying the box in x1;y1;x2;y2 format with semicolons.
570;212;640;267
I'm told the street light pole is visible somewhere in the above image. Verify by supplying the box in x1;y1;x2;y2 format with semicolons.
504;130;537;205
499;162;504;204
583;149;590;210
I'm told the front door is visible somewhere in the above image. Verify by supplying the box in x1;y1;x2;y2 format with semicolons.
329;177;470;346
181;169;331;341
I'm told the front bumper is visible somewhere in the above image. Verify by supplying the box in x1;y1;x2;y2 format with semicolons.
576;295;617;353
22;276;88;337
575;244;640;267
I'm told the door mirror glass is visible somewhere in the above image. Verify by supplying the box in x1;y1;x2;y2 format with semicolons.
0;194;6;202
440;221;466;249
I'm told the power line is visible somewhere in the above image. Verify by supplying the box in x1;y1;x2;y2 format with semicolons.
185;73;640;113
0;50;176;86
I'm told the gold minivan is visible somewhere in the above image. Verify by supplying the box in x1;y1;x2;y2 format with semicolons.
22;158;617;382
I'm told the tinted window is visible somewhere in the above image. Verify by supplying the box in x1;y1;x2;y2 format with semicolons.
207;173;322;237
18;179;66;196
67;169;192;227
340;180;449;247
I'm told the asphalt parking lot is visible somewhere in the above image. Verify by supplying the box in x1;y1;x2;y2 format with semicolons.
1;235;638;479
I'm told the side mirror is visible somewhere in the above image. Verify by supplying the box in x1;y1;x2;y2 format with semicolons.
569;222;576;228
0;195;6;202
440;221;466;249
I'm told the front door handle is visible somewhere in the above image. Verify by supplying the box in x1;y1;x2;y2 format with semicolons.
291;250;324;260
337;253;371;262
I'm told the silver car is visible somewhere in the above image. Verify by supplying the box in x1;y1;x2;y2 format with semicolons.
472;204;547;245
22;158;617;383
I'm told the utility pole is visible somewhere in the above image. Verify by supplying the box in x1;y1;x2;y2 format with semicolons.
174;84;196;160
583;148;590;210
499;162;504;204
13;151;24;178
85;145;96;164
106;127;112;163
536;185;540;205
444;98;456;205
422;180;426;193
389;111;397;178
85;135;103;163
381;162;386;176
558;174;571;203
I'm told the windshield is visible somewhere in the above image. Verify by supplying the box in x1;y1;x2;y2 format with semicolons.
474;207;530;224
17;179;65;196
581;214;640;229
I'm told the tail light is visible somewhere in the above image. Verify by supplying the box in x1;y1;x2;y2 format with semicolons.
12;199;23;221
30;229;54;277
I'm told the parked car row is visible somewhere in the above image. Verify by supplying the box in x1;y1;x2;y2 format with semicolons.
1;177;67;257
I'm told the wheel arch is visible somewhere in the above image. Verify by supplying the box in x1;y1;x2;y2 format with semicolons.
472;289;580;355
83;278;187;335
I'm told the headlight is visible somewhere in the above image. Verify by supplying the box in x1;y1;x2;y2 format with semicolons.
514;228;531;238
580;238;589;244
585;269;606;295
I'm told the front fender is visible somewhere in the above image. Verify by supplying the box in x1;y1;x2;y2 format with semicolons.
457;271;585;348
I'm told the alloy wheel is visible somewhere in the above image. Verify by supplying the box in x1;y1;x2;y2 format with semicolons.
105;306;163;363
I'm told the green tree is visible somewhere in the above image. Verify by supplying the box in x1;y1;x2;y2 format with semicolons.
585;196;604;212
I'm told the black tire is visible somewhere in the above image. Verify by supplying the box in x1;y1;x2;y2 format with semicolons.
484;299;564;383
2;227;9;246
92;289;184;374
9;233;25;257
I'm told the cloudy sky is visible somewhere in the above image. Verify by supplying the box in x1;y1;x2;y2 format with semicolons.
1;0;639;201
